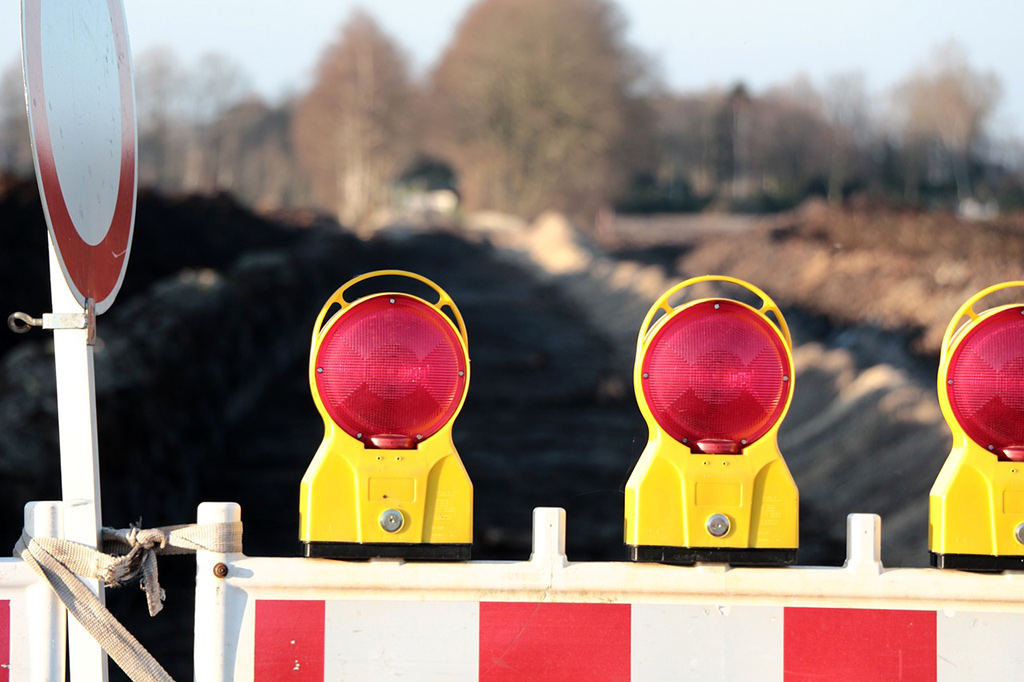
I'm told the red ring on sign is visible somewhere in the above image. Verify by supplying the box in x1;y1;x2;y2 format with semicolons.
23;0;136;313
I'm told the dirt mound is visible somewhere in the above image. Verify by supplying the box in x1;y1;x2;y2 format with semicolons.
0;179;303;359
678;202;1024;354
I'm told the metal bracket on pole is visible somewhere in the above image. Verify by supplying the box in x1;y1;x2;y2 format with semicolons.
8;298;97;345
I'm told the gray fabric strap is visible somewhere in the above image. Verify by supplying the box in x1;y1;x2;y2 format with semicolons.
15;521;242;682
99;523;244;616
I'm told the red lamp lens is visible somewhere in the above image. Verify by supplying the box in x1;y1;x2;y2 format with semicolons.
947;307;1024;457
315;294;467;446
641;300;791;450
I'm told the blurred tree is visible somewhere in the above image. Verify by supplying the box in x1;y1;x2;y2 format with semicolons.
183;53;255;193
894;41;1001;200
650;82;833;212
822;72;870;205
135;48;299;206
652;94;711;198
216;100;307;209
0;58;33;177
135;47;189;190
748;84;832;207
428;0;655;221
293;10;415;228
726;83;753;200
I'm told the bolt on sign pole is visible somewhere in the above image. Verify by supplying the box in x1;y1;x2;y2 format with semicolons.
20;0;138;680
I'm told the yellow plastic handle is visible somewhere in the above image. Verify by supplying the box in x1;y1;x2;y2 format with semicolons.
940;281;1024;363
310;270;468;357
636;275;792;353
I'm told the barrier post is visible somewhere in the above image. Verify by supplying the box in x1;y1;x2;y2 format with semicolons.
23;502;66;681
843;513;883;575
195;502;242;682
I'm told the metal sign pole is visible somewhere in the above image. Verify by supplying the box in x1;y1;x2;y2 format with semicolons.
20;0;135;678
48;235;108;681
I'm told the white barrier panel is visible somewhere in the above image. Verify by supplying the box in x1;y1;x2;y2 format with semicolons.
195;504;1024;682
0;502;65;681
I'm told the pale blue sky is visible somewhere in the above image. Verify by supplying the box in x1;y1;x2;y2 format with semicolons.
2;0;1022;136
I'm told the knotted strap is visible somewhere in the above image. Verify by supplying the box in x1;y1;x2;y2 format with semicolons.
15;521;242;682
100;523;243;615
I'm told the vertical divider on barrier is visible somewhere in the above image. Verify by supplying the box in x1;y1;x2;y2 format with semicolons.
24;502;66;682
1;501;68;682
843;513;884;576
195;502;242;682
529;507;568;569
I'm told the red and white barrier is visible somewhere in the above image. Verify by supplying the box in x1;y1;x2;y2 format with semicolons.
0;502;65;681
194;505;1024;682
249;599;1018;681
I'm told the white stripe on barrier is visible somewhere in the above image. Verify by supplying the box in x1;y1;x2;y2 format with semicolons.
632;604;783;681
937;610;1024;680
325;600;478;679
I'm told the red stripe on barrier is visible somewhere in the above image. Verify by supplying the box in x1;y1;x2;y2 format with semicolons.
784;607;936;681
0;600;8;682
254;600;325;681
479;602;630;681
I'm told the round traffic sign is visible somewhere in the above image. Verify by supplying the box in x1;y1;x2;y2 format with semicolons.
22;0;137;314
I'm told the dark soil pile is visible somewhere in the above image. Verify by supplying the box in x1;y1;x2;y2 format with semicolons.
0;178;301;360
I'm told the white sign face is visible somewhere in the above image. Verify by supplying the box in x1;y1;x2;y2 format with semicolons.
41;0;123;246
22;0;137;314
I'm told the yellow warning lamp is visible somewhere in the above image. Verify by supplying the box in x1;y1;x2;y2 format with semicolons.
300;270;473;560
930;281;1024;570
625;276;799;565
